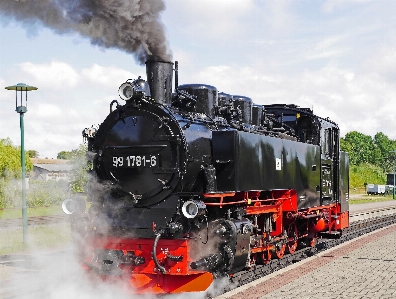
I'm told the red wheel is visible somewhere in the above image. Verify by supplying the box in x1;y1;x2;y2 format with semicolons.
307;237;316;247
287;223;298;254
250;253;257;266
273;243;286;259
258;250;271;264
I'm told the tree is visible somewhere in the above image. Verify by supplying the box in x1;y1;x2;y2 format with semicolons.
341;131;376;165
57;151;73;160
27;150;39;158
66;144;88;193
372;132;396;172
0;138;33;178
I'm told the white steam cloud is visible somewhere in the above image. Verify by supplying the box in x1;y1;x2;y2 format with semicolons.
5;245;226;298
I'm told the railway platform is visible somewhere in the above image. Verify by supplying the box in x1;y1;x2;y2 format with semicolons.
215;222;396;299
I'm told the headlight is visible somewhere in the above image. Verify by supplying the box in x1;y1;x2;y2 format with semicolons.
118;82;134;101
62;197;86;215
182;200;206;219
62;198;76;215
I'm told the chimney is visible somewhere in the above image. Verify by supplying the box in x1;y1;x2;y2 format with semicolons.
145;60;174;105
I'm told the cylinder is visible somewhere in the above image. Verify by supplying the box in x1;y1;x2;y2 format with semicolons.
252;104;263;126
233;95;253;124
218;92;233;107
145;60;174;105
178;84;218;117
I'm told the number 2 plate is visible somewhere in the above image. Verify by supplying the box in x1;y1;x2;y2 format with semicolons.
112;155;159;168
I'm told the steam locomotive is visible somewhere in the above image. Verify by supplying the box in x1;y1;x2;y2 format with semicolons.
63;60;349;294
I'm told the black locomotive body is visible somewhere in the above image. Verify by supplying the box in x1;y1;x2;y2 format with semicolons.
66;60;349;294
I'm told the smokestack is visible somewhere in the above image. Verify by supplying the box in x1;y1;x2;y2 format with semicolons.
146;60;173;105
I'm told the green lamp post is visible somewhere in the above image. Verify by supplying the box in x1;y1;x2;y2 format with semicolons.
390;150;396;200
5;83;38;244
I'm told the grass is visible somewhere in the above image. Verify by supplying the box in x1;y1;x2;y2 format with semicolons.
0;223;72;255
0;206;64;219
350;196;395;204
349;190;396;204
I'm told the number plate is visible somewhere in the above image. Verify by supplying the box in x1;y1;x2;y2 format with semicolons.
111;155;159;168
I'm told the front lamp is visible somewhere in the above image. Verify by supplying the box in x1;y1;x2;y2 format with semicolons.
182;200;206;219
118;82;134;101
61;197;86;215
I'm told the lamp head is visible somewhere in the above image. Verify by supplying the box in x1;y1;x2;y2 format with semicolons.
5;83;37;112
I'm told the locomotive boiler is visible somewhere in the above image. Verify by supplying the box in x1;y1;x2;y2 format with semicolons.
63;60;349;294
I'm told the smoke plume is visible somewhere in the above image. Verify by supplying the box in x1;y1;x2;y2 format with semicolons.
0;0;172;64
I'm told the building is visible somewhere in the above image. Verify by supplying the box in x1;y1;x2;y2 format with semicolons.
30;158;73;182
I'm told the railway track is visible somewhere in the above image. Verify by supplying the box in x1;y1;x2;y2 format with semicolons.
210;213;396;298
0;214;69;229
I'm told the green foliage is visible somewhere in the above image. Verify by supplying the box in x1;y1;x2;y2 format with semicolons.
57;150;73;160
341;131;396;189
57;147;87;161
341;131;376;165
0;138;35;208
0;143;89;208
27;180;68;207
56;145;89;192
349;163;387;189
66;144;88;193
0;179;68;209
0;138;33;178
26;150;39;158
341;131;396;171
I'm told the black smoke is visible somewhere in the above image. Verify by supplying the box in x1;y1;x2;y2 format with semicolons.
0;0;172;64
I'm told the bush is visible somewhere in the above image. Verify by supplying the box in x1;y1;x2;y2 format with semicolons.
27;179;69;207
350;163;387;190
0;178;69;209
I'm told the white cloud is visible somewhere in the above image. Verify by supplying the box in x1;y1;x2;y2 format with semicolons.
322;0;374;14
18;61;80;89
316;35;348;50
306;49;345;61
165;0;255;41
364;46;396;74
178;0;254;18
81;64;137;88
35;103;62;118
306;35;348;61
262;0;298;33
0;78;5;88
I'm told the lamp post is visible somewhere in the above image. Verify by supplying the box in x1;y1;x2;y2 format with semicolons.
5;83;37;244
390;150;396;200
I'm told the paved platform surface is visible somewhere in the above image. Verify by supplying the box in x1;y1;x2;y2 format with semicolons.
349;200;396;213
216;223;396;299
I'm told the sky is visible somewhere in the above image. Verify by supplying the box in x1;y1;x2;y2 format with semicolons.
1;0;396;158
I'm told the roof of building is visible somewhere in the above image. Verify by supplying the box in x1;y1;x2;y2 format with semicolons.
30;158;70;164
33;164;73;172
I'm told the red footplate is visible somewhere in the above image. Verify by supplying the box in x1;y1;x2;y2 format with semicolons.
84;237;214;294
